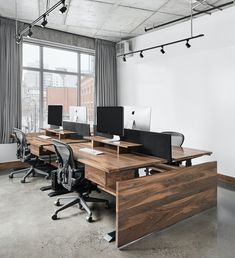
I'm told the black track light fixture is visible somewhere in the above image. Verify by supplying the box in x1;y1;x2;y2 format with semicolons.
186;39;191;48
139;51;144;58
41;15;48;28
160;46;165;54
27;26;33;38
17;0;70;43
59;0;67;14
118;34;204;61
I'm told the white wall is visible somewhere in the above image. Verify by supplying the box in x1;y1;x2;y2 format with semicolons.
0;144;18;163
117;6;235;177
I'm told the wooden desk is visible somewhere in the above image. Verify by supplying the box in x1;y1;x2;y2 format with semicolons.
26;133;88;156
172;146;212;166
27;135;217;248
43;141;165;194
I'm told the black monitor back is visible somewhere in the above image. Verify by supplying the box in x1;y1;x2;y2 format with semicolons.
48;105;63;126
122;129;172;162
63;121;90;138
93;125;113;139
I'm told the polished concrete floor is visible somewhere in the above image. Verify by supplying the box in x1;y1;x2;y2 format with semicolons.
0;169;235;258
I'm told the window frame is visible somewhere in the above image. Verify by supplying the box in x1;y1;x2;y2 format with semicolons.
22;38;95;129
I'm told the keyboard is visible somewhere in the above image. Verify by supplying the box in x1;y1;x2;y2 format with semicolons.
79;148;103;156
38;135;52;140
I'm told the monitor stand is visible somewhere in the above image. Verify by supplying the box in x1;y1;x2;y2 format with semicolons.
103;135;120;142
50;125;59;129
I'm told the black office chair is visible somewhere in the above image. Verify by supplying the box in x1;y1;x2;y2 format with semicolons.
51;140;109;222
161;131;185;147
9;128;50;183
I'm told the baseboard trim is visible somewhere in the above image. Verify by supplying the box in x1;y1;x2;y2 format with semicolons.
218;173;235;187
0;161;28;170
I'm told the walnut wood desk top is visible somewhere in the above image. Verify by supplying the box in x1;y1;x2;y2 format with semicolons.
26;133;87;147
172;146;212;162
44;142;165;173
26;134;212;172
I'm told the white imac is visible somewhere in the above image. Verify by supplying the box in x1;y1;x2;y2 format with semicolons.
124;106;151;131
69;106;87;123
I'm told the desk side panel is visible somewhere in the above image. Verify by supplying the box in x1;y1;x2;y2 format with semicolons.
116;161;217;248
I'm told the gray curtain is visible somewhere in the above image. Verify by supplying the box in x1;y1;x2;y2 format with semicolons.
0;17;22;143
95;39;117;108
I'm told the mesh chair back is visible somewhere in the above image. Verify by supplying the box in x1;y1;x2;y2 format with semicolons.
53;140;82;191
161;131;185;147
13;128;30;161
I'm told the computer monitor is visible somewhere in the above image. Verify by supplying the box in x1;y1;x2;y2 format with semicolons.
69;106;87;123
124;105;151;131
97;106;124;141
48;105;63;128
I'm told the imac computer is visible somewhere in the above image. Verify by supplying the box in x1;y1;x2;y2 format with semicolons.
124;105;151;131
69;106;87;123
48;105;63;129
97;106;124;142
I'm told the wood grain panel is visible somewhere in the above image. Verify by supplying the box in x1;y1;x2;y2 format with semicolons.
106;169;136;188
85;165;135;189
218;173;235;186
85;165;106;187
0;161;29;170
116;162;217;248
172;146;212;162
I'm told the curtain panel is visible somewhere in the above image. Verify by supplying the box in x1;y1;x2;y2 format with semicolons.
0;17;22;143
95;39;117;109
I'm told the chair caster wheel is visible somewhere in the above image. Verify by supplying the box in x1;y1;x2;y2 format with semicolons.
9;174;13;179
51;214;57;220
21;179;26;183
86;216;92;223
54;201;61;206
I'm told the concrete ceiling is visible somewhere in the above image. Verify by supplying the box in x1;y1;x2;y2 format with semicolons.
0;0;233;42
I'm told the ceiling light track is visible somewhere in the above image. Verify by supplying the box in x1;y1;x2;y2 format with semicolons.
144;1;234;33
118;34;204;61
16;0;67;44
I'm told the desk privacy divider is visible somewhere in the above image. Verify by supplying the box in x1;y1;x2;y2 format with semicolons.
122;129;172;163
63;121;90;138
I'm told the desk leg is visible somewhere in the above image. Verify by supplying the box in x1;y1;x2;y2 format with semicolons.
104;231;116;242
186;159;192;167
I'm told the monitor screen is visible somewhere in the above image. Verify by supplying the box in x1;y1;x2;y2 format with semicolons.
48;105;63;126
97;106;124;136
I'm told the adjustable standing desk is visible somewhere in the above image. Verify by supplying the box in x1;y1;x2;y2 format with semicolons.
172;146;212;166
26;134;217;248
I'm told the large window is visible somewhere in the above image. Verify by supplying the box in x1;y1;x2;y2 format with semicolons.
22;42;95;132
